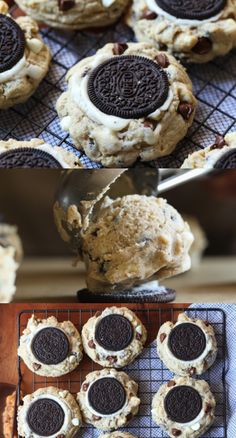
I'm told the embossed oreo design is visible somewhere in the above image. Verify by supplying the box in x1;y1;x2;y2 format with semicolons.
95;314;134;351
32;327;70;365
214;149;236;169
164;386;202;423
88;56;169;119
155;0;226;20
168;323;206;361
0;148;62;168
0;14;26;73
27;398;65;436
88;377;126;415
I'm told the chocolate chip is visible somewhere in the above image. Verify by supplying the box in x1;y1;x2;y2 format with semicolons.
160;333;167;343
58;0;75;11
192;37;213;55
155;53;170;68
144;119;158;130
126;413;133;422
92;415;101;421
141;9;158;19
82;383;89;391
178;103;194;120
172;429;182;436
167;380;176;387
88;339;96;349
136;332;142;340
112;43;128;55
95;311;102;317
210;134;227;150
107;355;118;364
188;367;196;376
205;403;212;413
57;435;65;438
32;363;41;371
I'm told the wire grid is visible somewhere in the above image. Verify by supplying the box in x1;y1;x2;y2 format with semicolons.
1;10;236;167
17;307;227;437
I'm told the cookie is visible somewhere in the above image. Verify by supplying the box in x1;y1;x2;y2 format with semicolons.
0;222;23;263
0;1;51;109
99;434;137;438
18;386;82;437
127;0;236;63
152;376;216;438
181;132;236;168
56;42;197;167
0;139;82;168
77;369;140;430
81;195;193;294
0;244;18;303
82;307;147;367
157;313;218;376
77;286;176;303
18;315;83;377
182;215;208;269
15;0;129;30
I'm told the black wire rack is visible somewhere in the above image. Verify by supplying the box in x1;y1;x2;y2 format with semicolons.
16;306;227;437
1;6;236;168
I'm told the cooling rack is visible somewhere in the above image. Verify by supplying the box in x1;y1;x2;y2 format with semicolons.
16;306;227;437
1;6;236;167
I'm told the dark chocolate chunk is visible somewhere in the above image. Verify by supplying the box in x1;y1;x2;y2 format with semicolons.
31;327;70;365
155;0;226;20
168;323;206;361
0;14;26;73
58;0;75;11
210;134;227;150
192;37;213;55
0;148;63;168
95;314;133;351
112;43;128;55
178;103;194;120
214;149;236;169
88;377;126;415
27;398;65;436
87;56;169;119
164;385;202;423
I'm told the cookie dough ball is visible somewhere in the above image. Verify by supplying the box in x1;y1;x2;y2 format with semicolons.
81;195;194;293
0;223;23;263
99;433;137;438
15;0;129;30
56;42;197;167
181;132;236;168
18;386;82;437
183;215;208;269
128;0;236;63
82;306;147;367
0;138;82;168
152;376;216;438
18;315;83;377
157;313;218;376
77;369;140;430
0;3;51;109
0;245;19;303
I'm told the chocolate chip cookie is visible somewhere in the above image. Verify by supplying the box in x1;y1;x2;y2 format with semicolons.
157;313;218;376
18;386;82;437
127;0;236;63
82;306;147;367
56;42;197;167
152;376;216;437
0;1;51;109
18;315;83;377
77;369;140;430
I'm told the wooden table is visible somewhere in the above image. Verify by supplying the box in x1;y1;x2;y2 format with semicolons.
14;257;236;303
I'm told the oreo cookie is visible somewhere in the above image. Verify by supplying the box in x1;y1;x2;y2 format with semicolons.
0;15;26;73
88;56;169;119
168;323;206;361
155;0;226;20
88;377;126;415
77;287;176;303
214;149;236;169
164;386;202;423
0;148;62;168
31;327;70;365
27;398;65;436
95;314;133;351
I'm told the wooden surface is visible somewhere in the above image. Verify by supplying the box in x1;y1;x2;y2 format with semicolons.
14;256;236;303
0;302;189;386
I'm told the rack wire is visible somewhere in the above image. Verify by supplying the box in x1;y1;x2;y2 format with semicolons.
17;307;227;437
1;7;236;167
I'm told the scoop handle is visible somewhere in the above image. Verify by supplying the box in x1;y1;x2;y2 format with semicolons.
158;168;211;194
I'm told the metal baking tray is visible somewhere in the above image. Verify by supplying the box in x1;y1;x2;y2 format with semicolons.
16;306;227;437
